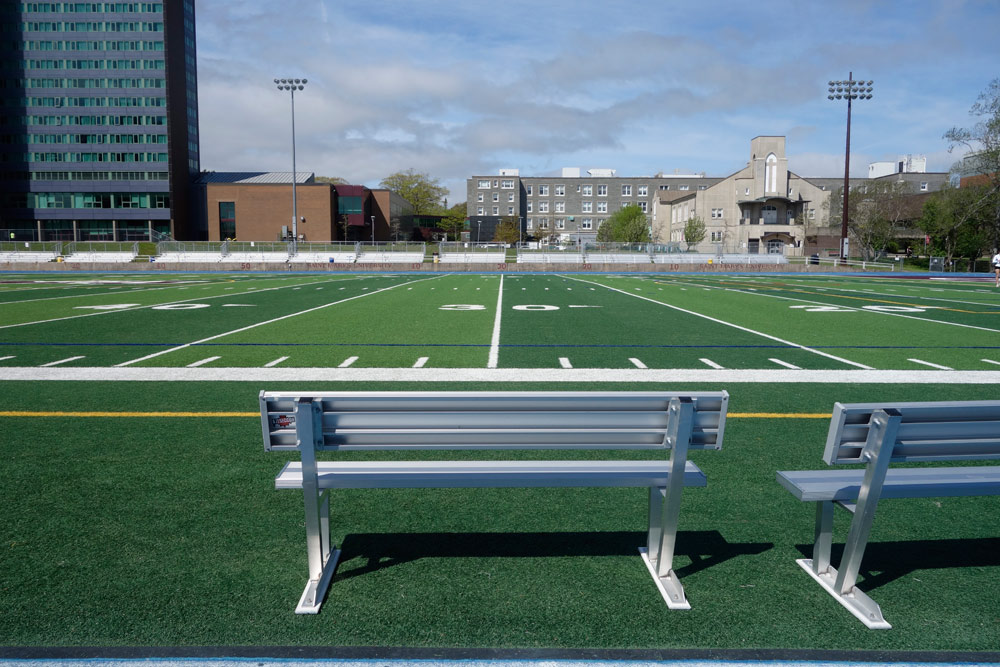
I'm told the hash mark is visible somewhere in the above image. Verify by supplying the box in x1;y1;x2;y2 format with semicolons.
559;357;573;369
40;356;85;367
338;356;359;368
264;356;289;367
187;356;221;368
699;358;724;369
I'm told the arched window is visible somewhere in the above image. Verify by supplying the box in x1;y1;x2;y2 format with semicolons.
765;153;777;193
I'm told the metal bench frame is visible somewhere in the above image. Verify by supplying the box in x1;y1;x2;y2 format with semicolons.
777;400;1000;629
261;390;728;614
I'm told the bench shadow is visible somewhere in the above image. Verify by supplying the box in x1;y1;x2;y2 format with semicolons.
335;530;771;581
794;537;1000;592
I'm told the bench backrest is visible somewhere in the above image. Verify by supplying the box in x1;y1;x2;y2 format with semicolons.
261;391;728;453
823;400;1000;465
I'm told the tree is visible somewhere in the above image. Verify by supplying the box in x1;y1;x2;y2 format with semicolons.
438;201;467;241
597;205;650;243
314;176;348;185
919;184;996;265
944;78;1000;248
493;216;521;245
683;216;706;250
379;169;448;215
825;181;914;260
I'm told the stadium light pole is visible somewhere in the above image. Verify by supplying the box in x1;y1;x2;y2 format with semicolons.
828;74;873;260
275;77;307;252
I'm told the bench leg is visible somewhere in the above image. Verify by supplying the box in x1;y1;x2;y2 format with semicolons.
297;488;340;614
640;487;689;610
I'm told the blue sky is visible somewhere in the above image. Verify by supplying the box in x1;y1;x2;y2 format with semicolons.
194;0;1000;202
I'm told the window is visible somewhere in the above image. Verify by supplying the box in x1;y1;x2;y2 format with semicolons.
556;219;565;230
698;185;707;190
507;193;514;202
527;202;532;212
538;185;549;196
711;208;723;219
638;185;648;196
659;185;670;190
555;202;565;213
555;184;565;196
597;201;607;213
477;193;484;202
538;218;549;229
580;219;593;230
679;184;689;191
219;201;235;239
526;184;532;195
492;192;499;202
538;202;549;213
711;231;723;242
526;218;533;230
745;187;751;195
501;179;515;189
920;182;928;191
478;179;490;188
637;201;647;212
477;206;484;215
492;206;500;215
493;180;498;187
765;153;777;193
808;208;815;219
597;184;607;196
582;202;592;213
338;196;362;214
507;206;514;215
621;184;632;196
581;184;592;196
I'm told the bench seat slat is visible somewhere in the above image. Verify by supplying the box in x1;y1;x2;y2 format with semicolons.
315;410;724;430
777;466;1000;502
277;459;707;489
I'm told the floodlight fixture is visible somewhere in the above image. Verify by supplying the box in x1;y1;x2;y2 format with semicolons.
826;72;874;260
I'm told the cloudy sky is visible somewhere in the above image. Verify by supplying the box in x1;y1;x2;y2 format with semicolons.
195;0;999;203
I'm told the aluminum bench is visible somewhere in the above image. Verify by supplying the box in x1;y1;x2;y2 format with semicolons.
261;390;729;614
777;400;1000;629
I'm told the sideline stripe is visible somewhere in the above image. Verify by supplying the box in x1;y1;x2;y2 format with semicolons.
0;410;831;419
487;273;504;368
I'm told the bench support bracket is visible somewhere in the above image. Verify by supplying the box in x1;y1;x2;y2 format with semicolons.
796;558;890;629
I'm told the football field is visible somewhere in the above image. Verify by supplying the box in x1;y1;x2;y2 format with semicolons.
1;270;999;653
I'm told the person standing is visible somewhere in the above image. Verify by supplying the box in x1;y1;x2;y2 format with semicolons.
993;248;1000;287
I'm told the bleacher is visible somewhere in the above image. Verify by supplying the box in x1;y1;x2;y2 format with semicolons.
222;251;290;263
439;252;507;263
651;253;788;265
517;253;584;264
155;252;224;263
355;252;425;264
0;251;59;263
288;252;357;263
63;251;135;263
586;253;650;264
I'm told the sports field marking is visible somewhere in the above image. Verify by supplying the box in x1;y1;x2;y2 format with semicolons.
559;357;573;368
908;358;954;370
39;355;85;367
700;358;724;369
769;358;801;369
0;355;14;361
113;274;439;367
413;356;429;368
487;274;504;369
263;356;289;367
567;275;874;370
186;356;220;367
0;275;347;331
629;358;648;369
672;277;1000;334
338;356;359;367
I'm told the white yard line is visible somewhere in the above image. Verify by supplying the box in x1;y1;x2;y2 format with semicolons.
907;358;954;370
565;275;874;370
40;356;85;367
114;275;440;367
487;273;504;369
5;366;1000;384
187;356;221;368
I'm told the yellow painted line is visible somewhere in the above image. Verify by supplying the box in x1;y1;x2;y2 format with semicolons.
0;411;257;418
0;410;833;419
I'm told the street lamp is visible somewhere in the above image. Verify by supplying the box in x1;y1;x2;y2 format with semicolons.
371;215;375;246
828;73;873;260
274;77;307;251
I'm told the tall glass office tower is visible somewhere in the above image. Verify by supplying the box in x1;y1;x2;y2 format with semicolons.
0;1;201;242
